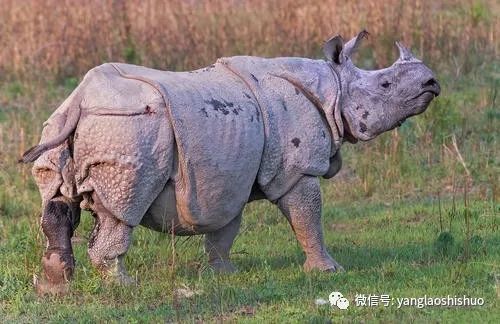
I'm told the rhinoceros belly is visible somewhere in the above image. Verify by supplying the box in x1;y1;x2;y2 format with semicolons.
139;180;195;235
140;179;235;235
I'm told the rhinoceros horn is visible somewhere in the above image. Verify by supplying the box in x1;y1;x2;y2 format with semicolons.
395;41;420;63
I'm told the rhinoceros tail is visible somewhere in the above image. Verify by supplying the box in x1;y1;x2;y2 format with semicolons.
19;104;82;163
19;145;46;163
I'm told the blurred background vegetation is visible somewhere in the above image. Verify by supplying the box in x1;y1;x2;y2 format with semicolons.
0;0;500;81
0;0;498;79
0;0;497;212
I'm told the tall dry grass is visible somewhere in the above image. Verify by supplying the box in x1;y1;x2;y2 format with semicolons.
0;0;498;81
0;0;497;215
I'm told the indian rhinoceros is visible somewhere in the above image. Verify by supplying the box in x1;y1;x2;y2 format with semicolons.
21;31;440;294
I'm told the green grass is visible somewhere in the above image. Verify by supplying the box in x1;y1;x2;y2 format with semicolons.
0;52;499;323
0;198;498;322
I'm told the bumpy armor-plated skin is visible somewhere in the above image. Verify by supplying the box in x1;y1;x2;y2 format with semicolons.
35;58;343;233
23;32;441;294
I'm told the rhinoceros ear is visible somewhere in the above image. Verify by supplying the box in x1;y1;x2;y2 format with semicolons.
343;30;369;59
323;35;344;64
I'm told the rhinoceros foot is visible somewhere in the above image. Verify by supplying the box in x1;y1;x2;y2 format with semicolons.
209;259;237;273
303;253;344;273
101;256;136;285
34;275;70;296
35;252;73;296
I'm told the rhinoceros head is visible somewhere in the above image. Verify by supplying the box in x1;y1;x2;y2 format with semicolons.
324;31;440;142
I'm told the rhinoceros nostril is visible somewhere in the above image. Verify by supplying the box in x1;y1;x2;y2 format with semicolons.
422;78;437;88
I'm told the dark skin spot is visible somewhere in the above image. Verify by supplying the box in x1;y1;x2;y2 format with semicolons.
362;111;369;119
291;137;301;147
250;74;258;82
356;105;363;110
282;101;287;111
322;130;326;138
205;98;230;115
200;107;208;117
144;105;155;115
230;104;242;115
250;103;260;122
250;115;254;122
359;122;367;133
205;98;225;110
204;98;238;115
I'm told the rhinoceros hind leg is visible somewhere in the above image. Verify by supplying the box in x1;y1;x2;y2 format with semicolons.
277;176;344;272
204;213;242;273
36;197;80;296
87;196;134;284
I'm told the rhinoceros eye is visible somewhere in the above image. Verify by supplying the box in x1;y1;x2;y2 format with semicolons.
381;81;391;89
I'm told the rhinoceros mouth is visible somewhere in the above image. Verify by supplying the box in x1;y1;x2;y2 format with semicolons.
405;90;438;110
410;90;439;101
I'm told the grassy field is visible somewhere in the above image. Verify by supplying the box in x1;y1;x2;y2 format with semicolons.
0;195;498;322
0;0;499;322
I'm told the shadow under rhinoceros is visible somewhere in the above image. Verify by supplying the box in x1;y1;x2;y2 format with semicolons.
232;237;483;273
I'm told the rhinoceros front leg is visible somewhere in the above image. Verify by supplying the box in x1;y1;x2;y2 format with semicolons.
277;176;343;272
36;197;80;296
87;195;134;284
204;213;242;273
